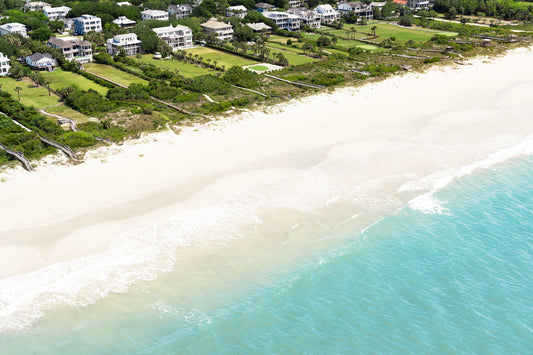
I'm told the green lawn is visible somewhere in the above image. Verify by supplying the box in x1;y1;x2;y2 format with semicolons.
247;65;269;71
42;68;108;95
184;47;257;68
0;77;89;122
84;63;148;87
263;43;319;65
268;35;300;44
301;33;384;52
135;54;216;77
343;22;458;43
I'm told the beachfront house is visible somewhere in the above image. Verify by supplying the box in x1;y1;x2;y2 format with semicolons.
0;52;10;76
262;11;301;31
107;33;142;56
289;0;303;7
407;0;430;10
287;7;321;28
47;36;93;63
23;2;50;12
369;1;387;10
314;4;341;25
226;5;247;19
112;16;136;29
43;6;71;21
201;18;234;41
254;2;275;12
245;22;272;34
168;4;192;19
26;53;57;71
140;10;169;21
337;2;374;21
0;23;28;38
73;15;102;35
152;25;193;50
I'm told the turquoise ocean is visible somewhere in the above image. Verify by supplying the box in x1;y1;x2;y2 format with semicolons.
0;151;531;353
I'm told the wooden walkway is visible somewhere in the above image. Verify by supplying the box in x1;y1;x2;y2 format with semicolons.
0;143;33;171
262;74;325;90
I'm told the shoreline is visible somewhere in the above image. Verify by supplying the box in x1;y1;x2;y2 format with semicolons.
0;45;532;332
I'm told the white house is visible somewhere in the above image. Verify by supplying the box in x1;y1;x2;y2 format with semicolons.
112;16;136;29
140;10;169;21
314;4;340;25
0;52;10;76
47;36;93;63
337;2;373;21
43;6;71;21
168;4;192;19
201;18;234;41
152;25;193;50
117;1;132;6
226;5;247;19
26;53;57;70
262;11;301;31
0;23;28;38
107;33;142;56
287;7;321;28
23;1;50;12
288;0;303;8
73;15;102;35
407;0;429;10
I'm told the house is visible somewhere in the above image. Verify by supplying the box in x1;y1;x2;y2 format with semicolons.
43;6;71;21
287;7;321;28
47;36;92;63
73;15;102;35
0;52;10;76
407;0;429;10
262;11;300;31
112;16;136;29
140;10;169;21
288;0;303;8
152;25;193;50
369;1;387;9
201;18;233;41
116;1;132;6
337;2;373;21
245;22;272;33
26;53;57;70
168;4;192;19
314;4;340;25
23;1;50;12
226;5;247;19
254;2;275;12
0;23;28;38
107;33;142;56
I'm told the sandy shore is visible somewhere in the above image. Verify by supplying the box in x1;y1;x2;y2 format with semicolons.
0;46;532;283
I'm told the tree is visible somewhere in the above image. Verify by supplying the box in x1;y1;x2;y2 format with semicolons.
43;79;51;96
371;25;377;37
460;16;469;25
207;58;212;68
14;87;22;101
30;27;52;42
213;60;218;70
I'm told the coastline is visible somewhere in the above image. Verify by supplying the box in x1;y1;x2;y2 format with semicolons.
0;45;532;332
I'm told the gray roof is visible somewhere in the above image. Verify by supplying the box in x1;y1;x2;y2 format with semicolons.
28;53;53;62
255;2;274;8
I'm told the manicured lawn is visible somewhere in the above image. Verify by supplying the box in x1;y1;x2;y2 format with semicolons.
0;77;89;122
135;54;216;77
184;47;257;68
266;41;307;54
268;35;300;44
0;77;61;107
247;65;269;71
84;63;148;87
301;33;384;52
265;46;319;65
42;68;108;95
344;22;457;43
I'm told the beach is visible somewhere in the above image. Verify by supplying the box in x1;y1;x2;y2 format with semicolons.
0;46;532;337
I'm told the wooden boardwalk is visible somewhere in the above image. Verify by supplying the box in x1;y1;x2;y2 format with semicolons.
0;143;33;171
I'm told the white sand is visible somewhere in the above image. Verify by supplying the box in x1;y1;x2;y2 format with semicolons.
0;47;532;283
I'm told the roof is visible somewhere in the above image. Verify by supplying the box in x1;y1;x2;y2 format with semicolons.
343;1;366;8
392;0;407;4
201;18;232;29
255;2;274;8
112;16;136;25
27;53;54;62
370;1;387;6
0;22;26;30
47;36;91;48
44;6;71;12
227;5;247;11
141;9;167;15
168;4;192;11
152;24;191;35
246;22;272;31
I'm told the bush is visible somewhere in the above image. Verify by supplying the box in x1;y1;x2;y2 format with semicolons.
311;73;345;86
222;66;258;89
185;74;227;93
59;131;96;148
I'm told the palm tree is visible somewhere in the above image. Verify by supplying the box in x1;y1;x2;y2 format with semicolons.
371;25;377;37
43;79;51;96
198;56;203;67
221;64;225;72
14;87;22;101
194;54;199;65
213;60;218;71
187;52;193;63
206;58;211;68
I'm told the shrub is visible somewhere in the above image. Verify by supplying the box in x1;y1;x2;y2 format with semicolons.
311;73;345;86
59;131;96;148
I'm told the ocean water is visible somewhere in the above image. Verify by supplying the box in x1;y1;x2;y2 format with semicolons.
0;151;531;353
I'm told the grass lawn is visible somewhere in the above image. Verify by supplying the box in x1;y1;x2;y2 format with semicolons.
0;77;89;122
301;33;384;52
184;47;257;68
42;68;108;95
266;46;319;65
84;63;148;87
247;65;269;71
343;22;458;43
268;35;300;44
135;54;216;77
